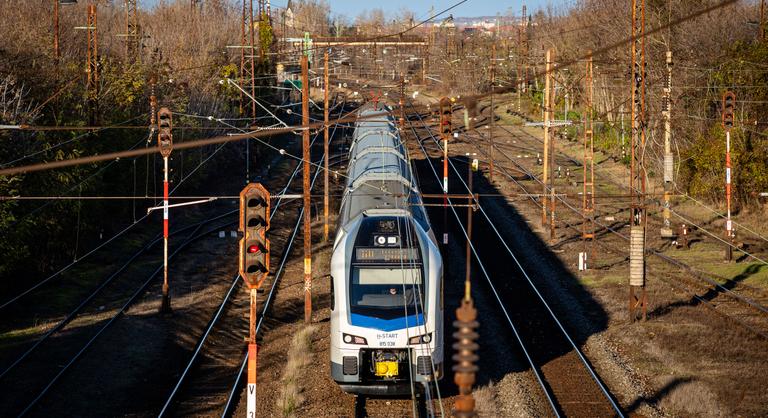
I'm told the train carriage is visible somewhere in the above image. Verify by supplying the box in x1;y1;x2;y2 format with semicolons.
330;103;443;395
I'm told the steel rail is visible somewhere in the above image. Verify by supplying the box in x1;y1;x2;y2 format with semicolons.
17;215;238;417
0;127;237;311
411;100;627;416
469;130;768;341
219;154;326;418
219;99;346;418
495;117;768;261
403;104;562;417
0;214;151;310
0;210;238;381
433;116;631;416
156;131;324;416
155;273;241;417
474;120;768;318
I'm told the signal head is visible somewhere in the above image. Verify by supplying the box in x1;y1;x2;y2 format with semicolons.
239;183;271;288
722;91;735;131
157;107;173;157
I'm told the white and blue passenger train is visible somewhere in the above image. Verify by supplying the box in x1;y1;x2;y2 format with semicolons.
330;103;444;395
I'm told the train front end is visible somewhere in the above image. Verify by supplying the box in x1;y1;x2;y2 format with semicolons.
330;214;443;396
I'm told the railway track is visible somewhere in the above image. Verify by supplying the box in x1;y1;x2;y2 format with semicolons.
162;99;348;418
458;102;768;339
0;207;239;417
404;100;624;417
0;95;350;416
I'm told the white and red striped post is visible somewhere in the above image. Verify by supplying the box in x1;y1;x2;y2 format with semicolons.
725;129;732;261
722;92;735;262
157;107;173;312
443;137;449;245
247;288;258;417
161;155;171;311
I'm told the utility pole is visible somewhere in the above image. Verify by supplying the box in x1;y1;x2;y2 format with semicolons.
661;50;674;238
722;91;736;262
240;0;257;120
464;155;477;292
157;108;174;313
489;44;496;183
542;48;554;227
517;4;528;112
439;97;452;245
53;0;60;65
399;76;406;129
629;0;648;322
240;0;257;184
238;183;271;418
454;152;479;418
256;0;270;61
581;51;595;270
125;0;139;60
323;51;330;242
761;0;766;41
149;73;157;130
86;3;99;126
301;55;312;323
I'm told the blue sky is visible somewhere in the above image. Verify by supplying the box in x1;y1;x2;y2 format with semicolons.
139;1;559;19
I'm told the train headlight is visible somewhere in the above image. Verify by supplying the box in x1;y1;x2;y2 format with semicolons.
408;333;432;345
342;333;367;345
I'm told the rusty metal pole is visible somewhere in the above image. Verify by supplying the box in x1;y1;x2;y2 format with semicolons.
301;56;312;323
323;51;330;242
239;0;246;116
542;48;553;226
399;76;405;129
149;74;157;131
248;0;257;120
125;0;139;60
454;154;478;417
761;0;766;41
550;187;556;242
519;4;528;113
629;0;648;322
86;3;99;126
489;44;495;183
54;0;60;64
452;294;478;417
465;156;474;291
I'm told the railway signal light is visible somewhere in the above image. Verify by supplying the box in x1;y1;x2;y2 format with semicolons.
239;183;270;288
439;97;452;140
157;107;173;157
722;91;735;131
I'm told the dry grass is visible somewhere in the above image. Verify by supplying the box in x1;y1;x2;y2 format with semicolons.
276;324;318;417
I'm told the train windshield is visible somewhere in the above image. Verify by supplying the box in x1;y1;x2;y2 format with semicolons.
350;267;424;319
349;216;425;320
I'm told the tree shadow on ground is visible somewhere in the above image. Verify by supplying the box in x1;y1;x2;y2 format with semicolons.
649;263;766;318
625;377;693;414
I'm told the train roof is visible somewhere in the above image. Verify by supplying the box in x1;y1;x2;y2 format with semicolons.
339;105;429;231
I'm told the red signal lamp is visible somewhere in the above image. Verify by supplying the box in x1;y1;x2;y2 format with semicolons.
247;245;262;254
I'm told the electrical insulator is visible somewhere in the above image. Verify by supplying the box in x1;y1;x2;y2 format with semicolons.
157;107;173;157
452;299;479;418
239;183;271;288
722;91;736;131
